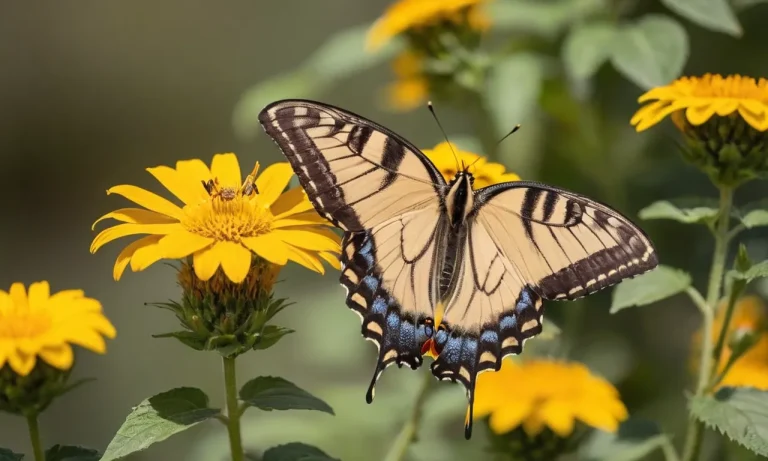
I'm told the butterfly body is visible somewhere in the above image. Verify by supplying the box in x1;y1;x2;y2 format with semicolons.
258;99;658;438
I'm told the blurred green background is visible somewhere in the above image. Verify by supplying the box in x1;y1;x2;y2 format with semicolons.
2;1;768;460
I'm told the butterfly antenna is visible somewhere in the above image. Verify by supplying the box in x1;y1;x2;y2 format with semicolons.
427;101;461;172
497;124;521;145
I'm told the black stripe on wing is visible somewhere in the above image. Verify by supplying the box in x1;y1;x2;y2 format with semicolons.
339;231;430;403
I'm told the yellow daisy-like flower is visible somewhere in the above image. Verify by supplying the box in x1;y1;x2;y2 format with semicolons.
367;0;490;50
711;296;768;390
422;141;521;188
91;153;341;284
0;282;116;376
386;51;430;112
474;359;628;437
631;74;768;132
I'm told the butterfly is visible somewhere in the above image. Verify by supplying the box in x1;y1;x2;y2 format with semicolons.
258;99;658;438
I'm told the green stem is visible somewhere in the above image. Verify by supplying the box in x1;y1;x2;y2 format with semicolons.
709;283;743;384
681;186;733;461
223;356;244;461
382;373;434;461
26;413;44;461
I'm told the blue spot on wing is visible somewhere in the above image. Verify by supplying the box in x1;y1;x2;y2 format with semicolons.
372;297;387;314
500;316;517;330
363;275;379;292
359;238;374;266
480;330;498;343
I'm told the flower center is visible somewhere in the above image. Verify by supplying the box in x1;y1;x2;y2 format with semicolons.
0;310;51;338
182;183;273;242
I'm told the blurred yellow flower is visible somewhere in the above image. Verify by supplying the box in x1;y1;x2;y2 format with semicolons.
631;74;768;132
387;51;429;111
0;282;116;376
423;141;521;188
91;153;341;283
711;296;768;390
474;359;628;437
367;0;489;50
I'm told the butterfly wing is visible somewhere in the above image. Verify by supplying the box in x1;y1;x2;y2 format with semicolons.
432;181;658;438
258;100;447;398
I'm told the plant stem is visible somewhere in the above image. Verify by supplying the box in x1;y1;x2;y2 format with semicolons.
223;356;244;461
26;413;44;461
681;186;733;461
383;373;434;461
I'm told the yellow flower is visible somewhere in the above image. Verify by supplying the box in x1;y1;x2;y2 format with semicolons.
386;51;430;111
367;0;489;50
422;141;520;188
91;153;341;284
474;359;628;437
711;296;768;390
631;74;768;132
0;282;116;376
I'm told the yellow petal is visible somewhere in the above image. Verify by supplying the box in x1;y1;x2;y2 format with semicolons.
193;244;222;281
219;241;253;283
147;165;208;205
714;100;739;116
319;251;341;270
273;228;341;252
67;329;107;354
210;153;241;187
106;185;184;220
685;103;716;126
39;344;74;370
284;244;324;273
113;235;163;280
83;315;117;339
522;408;547;436
27;281;50;309
487;400;533;434
129;238;168;272
0;291;12;315
158;230;214;259
738;104;768;131
176;159;212;182
9;283;27;308
271;187;315;218
90;223;182;253
573;402;624;433
272;211;332;228
8;351;36;376
256;163;295;207
539;400;575;437
242;234;289;265
92;208;177;231
636;86;675;103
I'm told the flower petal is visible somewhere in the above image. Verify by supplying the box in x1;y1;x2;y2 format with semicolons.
318;251;341;270
256;163;295;207
488;400;533;434
129;238;168;272
573;400;625;433
272;211;332;228
90;223;182;253
92;208;177;230
210;153;241;187
113;235;163;281
193;244;222;281
539;400;575;437
158;230;214;259
176;159;212;182
8;351;36;376
39;344;74;369
27;281;50;310
685;104;716;126
271;187;315;218
9;283;27;309
272;228;341;252
147;165;208;205
219;241;253;283
106;185;184;220
284;244;324;273
66;329;107;354
242;234;289;265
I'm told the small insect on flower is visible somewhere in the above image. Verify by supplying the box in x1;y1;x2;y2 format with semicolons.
90;153;341;284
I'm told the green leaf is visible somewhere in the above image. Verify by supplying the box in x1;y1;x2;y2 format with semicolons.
741;209;768;228
100;387;220;461
661;0;742;36
638;199;718;224
485;53;544;136
0;448;23;461
152;331;206;351
690;387;768;457
490;0;608;37
44;445;99;461
263;443;340;461
562;22;618;80
728;261;768;283
581;418;672;461
304;24;402;82
233;71;321;141
240;376;334;415
253;326;294;350
610;265;691;313
610;14;689;89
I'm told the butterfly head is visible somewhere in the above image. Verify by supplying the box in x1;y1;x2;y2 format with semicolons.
446;170;475;226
